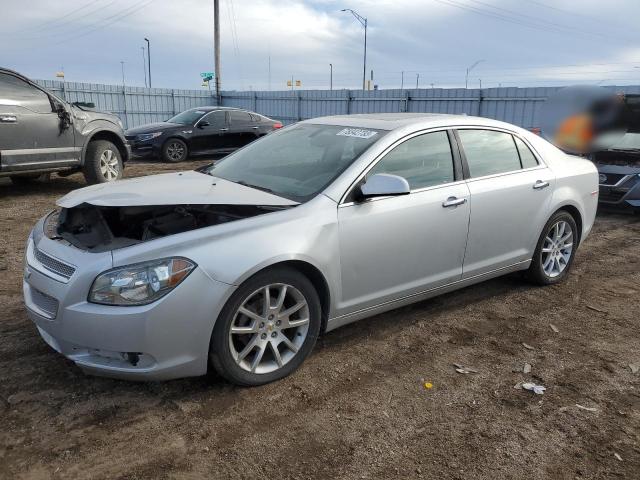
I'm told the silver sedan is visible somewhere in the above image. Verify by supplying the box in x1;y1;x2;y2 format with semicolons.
23;114;599;385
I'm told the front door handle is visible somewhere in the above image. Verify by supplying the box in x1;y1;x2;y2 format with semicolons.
0;115;17;123
219;128;229;132
533;180;550;190
252;126;259;130
442;197;467;208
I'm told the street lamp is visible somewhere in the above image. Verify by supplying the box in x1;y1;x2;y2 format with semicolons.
465;59;484;89
144;37;151;88
330;63;333;90
341;8;367;91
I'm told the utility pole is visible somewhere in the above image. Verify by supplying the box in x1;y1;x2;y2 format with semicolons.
341;9;367;91
141;46;147;87
144;37;151;88
465;59;483;89
401;71;404;90
268;55;271;91
214;0;221;98
329;63;333;90
120;61;125;87
416;73;419;89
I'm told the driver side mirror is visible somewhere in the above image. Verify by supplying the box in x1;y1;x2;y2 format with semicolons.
357;173;410;200
198;121;210;128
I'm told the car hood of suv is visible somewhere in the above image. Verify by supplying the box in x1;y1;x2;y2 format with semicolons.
125;122;184;135
57;171;299;208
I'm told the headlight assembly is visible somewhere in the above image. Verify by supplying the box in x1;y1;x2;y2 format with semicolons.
88;258;196;306
137;132;163;141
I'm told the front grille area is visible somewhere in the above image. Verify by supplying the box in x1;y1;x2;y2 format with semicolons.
30;288;59;319
599;188;627;203
34;248;76;279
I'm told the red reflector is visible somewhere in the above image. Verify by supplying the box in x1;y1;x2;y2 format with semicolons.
273;122;283;129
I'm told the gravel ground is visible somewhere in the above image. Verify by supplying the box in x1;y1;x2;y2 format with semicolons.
0;159;639;480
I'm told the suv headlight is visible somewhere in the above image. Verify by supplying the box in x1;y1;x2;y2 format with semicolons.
137;132;163;141
89;258;196;306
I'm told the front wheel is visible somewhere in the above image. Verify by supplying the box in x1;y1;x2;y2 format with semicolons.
526;211;578;285
209;267;322;386
161;138;188;163
83;140;123;184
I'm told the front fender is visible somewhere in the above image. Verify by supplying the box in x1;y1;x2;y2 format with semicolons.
80;120;129;163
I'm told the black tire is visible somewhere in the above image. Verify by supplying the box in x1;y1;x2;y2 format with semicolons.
209;267;322;386
526;210;578;285
10;173;50;185
161;138;188;163
83;140;123;185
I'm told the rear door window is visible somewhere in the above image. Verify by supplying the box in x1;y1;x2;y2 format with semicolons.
457;129;522;178
513;136;539;169
229;111;253;125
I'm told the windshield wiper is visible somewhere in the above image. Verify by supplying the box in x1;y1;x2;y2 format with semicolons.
235;180;276;194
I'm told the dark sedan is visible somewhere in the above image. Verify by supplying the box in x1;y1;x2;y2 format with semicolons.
125;107;282;162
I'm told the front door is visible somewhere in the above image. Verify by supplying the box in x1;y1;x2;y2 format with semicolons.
0;71;77;172
455;128;554;278
191;110;230;152
337;130;471;315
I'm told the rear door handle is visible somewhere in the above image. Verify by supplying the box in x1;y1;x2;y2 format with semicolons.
533;180;550;190
0;115;17;123
252;126;259;130
219;128;229;132
442;197;467;208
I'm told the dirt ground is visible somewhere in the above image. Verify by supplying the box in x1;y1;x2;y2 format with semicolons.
0;159;638;480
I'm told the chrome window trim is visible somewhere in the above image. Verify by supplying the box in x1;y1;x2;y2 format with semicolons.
338;127;457;205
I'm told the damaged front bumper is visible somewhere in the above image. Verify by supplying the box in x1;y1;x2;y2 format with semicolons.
23;220;235;381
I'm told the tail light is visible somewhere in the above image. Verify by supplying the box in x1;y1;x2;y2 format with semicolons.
273;122;283;129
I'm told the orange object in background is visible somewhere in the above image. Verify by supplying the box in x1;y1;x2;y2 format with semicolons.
554;113;594;153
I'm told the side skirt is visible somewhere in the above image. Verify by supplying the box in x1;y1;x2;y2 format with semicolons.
325;260;531;332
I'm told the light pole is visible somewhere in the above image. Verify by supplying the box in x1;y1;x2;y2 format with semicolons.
141;46;147;87
144;37;151;88
416;73;419;89
120;61;125;87
465;59;483;89
341;8;367;91
401;71;404;90
329;63;333;90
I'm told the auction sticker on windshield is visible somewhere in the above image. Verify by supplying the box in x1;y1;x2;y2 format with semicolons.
336;128;378;139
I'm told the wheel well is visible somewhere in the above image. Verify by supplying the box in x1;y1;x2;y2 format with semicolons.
269;260;331;334
556;205;583;245
87;131;129;162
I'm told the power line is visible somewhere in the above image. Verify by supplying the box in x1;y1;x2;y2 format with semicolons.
31;0;105;29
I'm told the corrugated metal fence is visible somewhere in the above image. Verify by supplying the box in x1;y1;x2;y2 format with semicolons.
35;79;217;129
36;79;640;130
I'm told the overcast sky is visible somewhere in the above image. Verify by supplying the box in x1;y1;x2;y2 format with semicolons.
2;0;640;91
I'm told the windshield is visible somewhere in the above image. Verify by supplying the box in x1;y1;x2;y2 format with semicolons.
167;109;207;125
205;124;385;202
610;133;640;150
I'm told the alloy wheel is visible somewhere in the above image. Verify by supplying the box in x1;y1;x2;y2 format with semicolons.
99;149;120;181
228;283;310;374
167;141;185;161
541;220;573;278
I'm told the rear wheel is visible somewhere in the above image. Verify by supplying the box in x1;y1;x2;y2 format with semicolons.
161;138;188;162
83;140;123;184
526;211;578;285
209;267;321;386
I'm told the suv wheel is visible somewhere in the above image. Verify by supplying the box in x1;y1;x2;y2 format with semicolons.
83;140;123;184
209;267;322;386
526;211;578;285
162;138;188;163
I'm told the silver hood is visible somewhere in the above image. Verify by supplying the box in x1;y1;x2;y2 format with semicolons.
57;171;298;208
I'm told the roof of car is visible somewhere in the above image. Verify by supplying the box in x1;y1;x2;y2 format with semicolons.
189;106;243;112
303;113;516;131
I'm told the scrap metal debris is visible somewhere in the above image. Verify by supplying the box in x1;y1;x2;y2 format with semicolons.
614;453;623;462
522;383;546;395
586;305;607;314
629;364;639;374
453;363;478;374
523;363;532;374
575;404;598;412
549;324;559;333
522;343;535;350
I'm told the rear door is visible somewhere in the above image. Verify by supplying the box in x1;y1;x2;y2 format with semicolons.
228;110;259;148
0;72;77;172
455;128;554;278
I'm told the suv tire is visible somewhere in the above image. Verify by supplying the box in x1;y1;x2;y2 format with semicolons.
83;140;123;184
